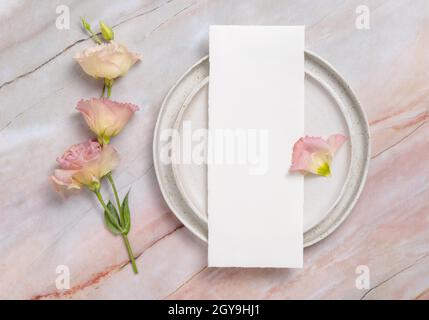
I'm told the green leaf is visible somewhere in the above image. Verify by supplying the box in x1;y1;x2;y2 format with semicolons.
120;190;131;235
104;201;123;235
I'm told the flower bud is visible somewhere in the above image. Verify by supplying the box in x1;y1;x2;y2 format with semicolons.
100;21;114;41
81;17;92;33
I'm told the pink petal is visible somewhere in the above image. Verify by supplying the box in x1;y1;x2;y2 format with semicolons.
96;144;120;177
327;134;347;155
56;140;101;170
76;98;139;140
290;136;330;172
101;98;139;120
50;169;81;192
290;134;347;176
72;145;120;187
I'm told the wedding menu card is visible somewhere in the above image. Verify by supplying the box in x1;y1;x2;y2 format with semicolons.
208;25;304;267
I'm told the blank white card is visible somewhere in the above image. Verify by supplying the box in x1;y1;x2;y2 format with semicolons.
208;26;304;268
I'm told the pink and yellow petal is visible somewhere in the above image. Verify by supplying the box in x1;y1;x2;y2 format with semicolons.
51;169;82;191
72;145;120;190
290;134;346;177
76;98;139;144
290;136;330;172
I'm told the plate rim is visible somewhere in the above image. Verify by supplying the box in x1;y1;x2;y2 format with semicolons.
171;78;209;223
153;50;371;247
153;55;210;243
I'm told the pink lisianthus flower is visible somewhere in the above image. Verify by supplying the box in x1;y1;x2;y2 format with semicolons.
76;98;139;145
51;140;119;191
74;41;141;80
290;134;347;177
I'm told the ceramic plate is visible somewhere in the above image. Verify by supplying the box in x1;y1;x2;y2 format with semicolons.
153;51;370;246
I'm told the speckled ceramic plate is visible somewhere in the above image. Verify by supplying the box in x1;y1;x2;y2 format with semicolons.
153;51;370;246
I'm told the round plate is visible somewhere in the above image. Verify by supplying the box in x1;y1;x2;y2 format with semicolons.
153;51;370;247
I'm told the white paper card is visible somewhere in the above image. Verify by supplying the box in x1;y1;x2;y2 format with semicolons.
208;25;304;268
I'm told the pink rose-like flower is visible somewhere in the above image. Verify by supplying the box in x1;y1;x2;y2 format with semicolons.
74;41;142;80
76;98;139;145
290;134;347;177
56;139;101;170
51;140;119;191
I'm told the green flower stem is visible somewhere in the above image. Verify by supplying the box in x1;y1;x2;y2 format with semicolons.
81;17;102;44
122;234;138;274
91;33;103;45
101;84;106;97
94;188;110;213
104;79;113;98
106;173;121;213
93;187;138;274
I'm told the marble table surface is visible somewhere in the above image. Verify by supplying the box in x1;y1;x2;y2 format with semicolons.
1;0;428;300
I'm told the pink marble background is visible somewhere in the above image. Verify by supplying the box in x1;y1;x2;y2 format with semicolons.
0;0;428;299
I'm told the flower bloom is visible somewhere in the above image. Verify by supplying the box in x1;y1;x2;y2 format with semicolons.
74;41;141;80
76;98;139;145
51;140;119;191
290;134;347;176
